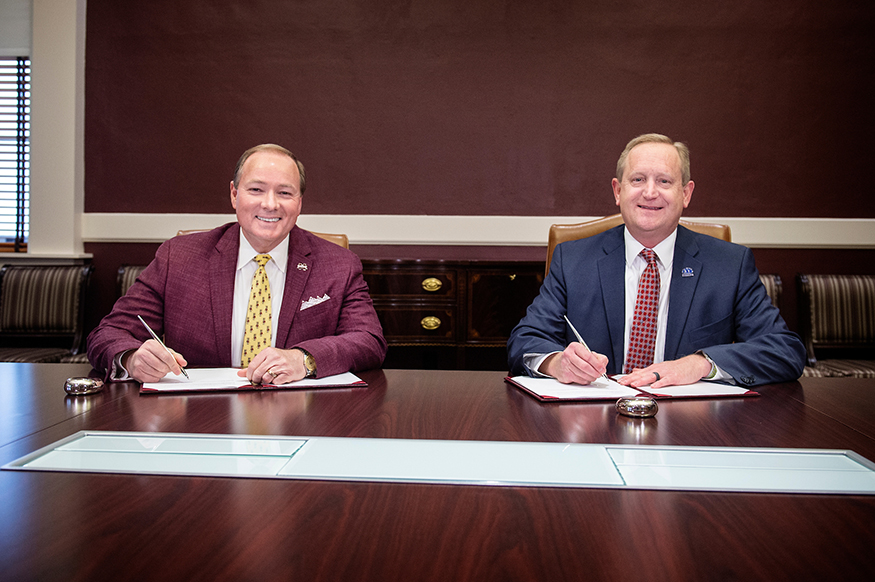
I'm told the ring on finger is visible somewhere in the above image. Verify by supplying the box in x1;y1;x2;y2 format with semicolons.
267;369;277;378
653;371;660;382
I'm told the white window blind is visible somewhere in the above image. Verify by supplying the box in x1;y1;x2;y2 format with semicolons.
0;57;29;248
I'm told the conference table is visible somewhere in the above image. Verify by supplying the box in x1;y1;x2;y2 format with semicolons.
1;362;874;581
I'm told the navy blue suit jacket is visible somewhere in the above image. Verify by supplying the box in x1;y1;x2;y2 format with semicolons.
507;225;805;386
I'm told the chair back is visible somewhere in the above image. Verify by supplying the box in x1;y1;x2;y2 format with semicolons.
310;231;349;249
797;274;875;366
758;274;782;309
545;213;731;276
0;264;93;359
176;229;349;249
117;264;149;297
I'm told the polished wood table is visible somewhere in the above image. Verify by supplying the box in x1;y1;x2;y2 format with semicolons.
1;363;874;581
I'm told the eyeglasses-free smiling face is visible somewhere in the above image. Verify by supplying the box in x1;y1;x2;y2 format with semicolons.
230;150;303;253
612;142;695;249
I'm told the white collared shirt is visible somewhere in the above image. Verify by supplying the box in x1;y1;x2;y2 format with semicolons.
622;227;676;366
231;233;290;367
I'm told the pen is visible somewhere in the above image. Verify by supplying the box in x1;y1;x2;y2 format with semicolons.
563;314;609;381
137;315;189;379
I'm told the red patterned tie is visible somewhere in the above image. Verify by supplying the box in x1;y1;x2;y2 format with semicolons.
625;249;659;373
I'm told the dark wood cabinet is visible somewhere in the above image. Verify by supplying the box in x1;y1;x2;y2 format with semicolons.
467;269;544;343
362;259;544;370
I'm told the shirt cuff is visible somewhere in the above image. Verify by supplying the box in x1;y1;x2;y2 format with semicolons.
110;350;135;381
697;350;734;384
523;352;561;378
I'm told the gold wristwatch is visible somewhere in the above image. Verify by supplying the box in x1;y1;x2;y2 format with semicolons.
299;349;317;378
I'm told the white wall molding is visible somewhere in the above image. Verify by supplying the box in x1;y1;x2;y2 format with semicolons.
27;0;87;258
80;214;875;249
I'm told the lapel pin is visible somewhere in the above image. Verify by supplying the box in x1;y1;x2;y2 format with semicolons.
681;267;695;278
297;262;308;271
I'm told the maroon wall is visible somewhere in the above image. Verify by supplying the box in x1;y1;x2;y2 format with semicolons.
84;0;875;218
81;1;875;348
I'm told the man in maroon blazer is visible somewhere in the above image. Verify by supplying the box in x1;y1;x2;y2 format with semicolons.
87;144;387;384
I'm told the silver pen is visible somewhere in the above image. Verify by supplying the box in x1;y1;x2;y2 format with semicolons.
137;315;189;379
563;314;609;381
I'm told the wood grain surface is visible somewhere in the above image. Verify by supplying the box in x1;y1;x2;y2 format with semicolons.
1;364;874;581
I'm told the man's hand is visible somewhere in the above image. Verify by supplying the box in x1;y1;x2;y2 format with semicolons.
237;347;308;385
122;339;188;383
617;353;713;389
540;344;609;385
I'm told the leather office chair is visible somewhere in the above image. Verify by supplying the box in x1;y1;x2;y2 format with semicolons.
176;229;349;249
545;213;732;276
309;231;349;249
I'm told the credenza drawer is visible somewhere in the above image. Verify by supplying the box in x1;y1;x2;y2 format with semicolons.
363;270;458;299
373;306;457;343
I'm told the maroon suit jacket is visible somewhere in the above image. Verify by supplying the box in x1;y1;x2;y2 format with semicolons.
87;223;387;379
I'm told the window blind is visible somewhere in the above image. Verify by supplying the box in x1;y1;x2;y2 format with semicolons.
0;57;29;250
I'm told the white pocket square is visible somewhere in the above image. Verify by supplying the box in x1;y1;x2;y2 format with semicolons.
300;293;330;311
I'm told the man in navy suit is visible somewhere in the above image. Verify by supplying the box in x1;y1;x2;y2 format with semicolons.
88;144;386;384
508;134;805;389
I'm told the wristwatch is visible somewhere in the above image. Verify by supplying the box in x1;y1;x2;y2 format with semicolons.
696;350;718;380
299;349;317;378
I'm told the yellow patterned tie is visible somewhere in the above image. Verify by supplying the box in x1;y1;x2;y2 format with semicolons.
241;254;272;367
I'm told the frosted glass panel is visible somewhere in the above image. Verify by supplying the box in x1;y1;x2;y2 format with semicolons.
25;450;291;476
281;438;623;486
4;432;875;495
608;447;875;493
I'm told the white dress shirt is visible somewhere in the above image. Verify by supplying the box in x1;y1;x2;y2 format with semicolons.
621;227;676;366
231;233;290;367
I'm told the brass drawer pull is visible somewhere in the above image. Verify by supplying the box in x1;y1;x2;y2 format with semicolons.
421;316;442;330
422;277;442;292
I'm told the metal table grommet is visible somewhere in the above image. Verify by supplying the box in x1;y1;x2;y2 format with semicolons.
616;396;658;418
64;377;105;396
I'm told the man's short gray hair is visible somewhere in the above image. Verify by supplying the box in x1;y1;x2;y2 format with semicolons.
233;144;306;193
616;133;690;184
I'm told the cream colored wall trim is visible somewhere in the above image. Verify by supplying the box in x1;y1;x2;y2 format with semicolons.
27;0;86;257
80;214;875;248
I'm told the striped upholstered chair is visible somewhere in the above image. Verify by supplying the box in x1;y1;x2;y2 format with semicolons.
117;264;149;297
758;274;782;309
798;274;875;377
0;264;94;363
60;264;148;365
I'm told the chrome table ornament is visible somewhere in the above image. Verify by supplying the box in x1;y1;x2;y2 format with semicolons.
64;377;104;396
616;396;658;418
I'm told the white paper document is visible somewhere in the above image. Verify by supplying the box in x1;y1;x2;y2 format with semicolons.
507;375;641;401
506;375;757;402
637;383;757;398
141;368;366;394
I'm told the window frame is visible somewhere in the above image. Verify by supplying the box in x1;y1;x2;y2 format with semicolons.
0;56;30;252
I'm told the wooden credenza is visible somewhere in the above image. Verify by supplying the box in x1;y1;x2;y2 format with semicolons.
361;257;545;370
105;248;548;372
